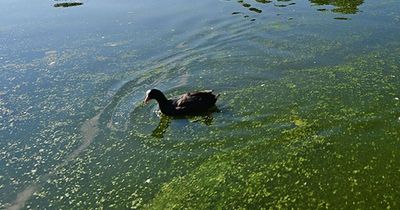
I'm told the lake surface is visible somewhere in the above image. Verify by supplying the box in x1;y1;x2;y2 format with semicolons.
1;0;400;209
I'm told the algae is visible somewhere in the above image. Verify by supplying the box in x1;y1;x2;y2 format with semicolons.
147;45;400;209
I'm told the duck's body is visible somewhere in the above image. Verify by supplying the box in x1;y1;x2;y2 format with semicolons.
144;89;219;116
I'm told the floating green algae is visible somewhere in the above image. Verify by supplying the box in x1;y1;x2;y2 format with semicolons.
147;45;400;209
22;33;400;209
3;0;400;208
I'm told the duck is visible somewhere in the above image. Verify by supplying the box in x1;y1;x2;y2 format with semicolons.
144;89;219;116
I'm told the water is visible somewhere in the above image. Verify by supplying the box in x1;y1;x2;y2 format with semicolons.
1;0;400;209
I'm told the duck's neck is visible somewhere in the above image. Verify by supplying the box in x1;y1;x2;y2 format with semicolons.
155;95;174;114
154;93;168;104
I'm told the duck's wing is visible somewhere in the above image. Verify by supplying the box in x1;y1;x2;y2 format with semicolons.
174;91;218;107
174;93;193;107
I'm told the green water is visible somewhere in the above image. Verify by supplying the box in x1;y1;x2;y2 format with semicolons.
1;0;400;209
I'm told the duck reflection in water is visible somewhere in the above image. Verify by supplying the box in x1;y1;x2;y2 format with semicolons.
151;113;216;139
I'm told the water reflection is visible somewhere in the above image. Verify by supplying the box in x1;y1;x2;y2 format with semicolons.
151;116;171;139
53;2;83;8
310;0;364;14
255;0;271;3
249;7;262;13
231;0;364;21
237;0;264;14
232;0;297;21
151;114;216;139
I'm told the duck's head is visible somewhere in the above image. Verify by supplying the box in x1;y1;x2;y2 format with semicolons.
144;89;165;103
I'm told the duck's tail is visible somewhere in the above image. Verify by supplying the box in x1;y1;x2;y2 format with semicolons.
203;89;220;101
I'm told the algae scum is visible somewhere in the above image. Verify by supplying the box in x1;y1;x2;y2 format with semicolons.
1;0;400;209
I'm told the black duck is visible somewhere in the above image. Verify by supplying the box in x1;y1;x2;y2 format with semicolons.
144;89;219;116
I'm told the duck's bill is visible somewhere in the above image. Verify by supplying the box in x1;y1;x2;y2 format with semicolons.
144;96;150;103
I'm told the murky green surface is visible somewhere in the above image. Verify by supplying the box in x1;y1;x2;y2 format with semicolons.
1;0;400;209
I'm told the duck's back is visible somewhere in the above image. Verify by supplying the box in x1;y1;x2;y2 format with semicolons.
172;90;218;114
